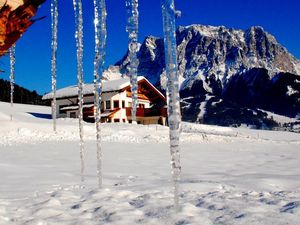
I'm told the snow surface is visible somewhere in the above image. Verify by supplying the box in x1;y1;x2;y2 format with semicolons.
0;101;300;224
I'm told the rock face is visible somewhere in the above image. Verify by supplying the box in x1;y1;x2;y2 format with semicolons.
116;37;165;84
116;24;300;128
0;0;45;57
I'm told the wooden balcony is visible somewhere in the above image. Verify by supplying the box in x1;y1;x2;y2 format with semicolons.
126;91;150;100
126;107;167;117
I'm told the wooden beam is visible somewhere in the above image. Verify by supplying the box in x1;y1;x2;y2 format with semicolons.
0;0;45;57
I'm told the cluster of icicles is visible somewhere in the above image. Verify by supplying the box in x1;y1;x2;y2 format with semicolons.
9;0;182;210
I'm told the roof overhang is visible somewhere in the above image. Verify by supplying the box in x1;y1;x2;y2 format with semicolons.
42;77;166;102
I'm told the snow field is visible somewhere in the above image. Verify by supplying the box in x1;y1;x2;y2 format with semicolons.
0;101;299;224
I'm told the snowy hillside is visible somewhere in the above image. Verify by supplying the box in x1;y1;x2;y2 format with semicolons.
0;102;299;224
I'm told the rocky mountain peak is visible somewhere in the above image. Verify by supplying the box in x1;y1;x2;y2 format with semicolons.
114;24;300;127
116;24;300;89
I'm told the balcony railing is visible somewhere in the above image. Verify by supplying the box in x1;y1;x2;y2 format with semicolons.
125;107;167;117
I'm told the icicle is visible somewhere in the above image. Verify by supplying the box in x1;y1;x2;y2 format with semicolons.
73;0;85;183
93;0;107;188
51;0;58;132
9;45;16;121
126;0;139;123
161;0;182;211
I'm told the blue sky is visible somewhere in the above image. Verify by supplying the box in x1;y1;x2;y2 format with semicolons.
0;0;299;94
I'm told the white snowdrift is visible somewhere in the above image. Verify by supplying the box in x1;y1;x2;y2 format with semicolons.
0;101;299;225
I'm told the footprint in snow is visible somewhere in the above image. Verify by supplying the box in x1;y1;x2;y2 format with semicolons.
280;201;300;213
129;194;150;208
71;204;81;210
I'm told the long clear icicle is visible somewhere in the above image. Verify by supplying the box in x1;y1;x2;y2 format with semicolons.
93;0;107;188
73;0;85;183
161;0;182;211
51;0;58;132
9;45;16;121
126;0;139;123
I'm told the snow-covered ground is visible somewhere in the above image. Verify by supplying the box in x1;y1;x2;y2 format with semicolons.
0;101;299;225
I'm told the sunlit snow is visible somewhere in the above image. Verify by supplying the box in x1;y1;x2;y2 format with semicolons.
0;102;299;224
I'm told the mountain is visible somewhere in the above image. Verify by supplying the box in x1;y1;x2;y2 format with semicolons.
115;24;300;130
0;79;48;105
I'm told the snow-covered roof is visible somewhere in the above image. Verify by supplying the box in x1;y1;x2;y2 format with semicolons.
43;77;150;100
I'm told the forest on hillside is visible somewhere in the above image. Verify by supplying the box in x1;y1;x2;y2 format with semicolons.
0;79;49;105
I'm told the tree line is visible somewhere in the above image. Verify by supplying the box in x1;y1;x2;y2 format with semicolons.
0;79;49;105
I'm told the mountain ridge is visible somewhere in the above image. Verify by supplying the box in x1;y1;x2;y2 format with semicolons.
116;24;300;88
115;24;300;130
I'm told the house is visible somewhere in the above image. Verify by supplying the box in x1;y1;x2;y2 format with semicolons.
42;76;167;125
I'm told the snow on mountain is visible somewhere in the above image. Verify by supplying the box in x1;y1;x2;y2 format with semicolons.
0;102;300;224
102;65;123;80
117;24;300;87
180;25;299;82
287;85;299;96
115;24;300;126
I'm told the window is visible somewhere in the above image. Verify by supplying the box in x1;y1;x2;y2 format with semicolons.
128;120;132;124
128;102;132;107
139;104;145;108
122;101;125;108
107;118;111;123
122;119;126;123
113;100;119;109
101;101;104;110
106;100;111;109
70;112;76;118
114;119;120;123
